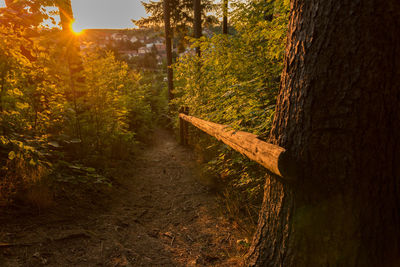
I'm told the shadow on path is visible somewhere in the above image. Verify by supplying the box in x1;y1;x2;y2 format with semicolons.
0;129;246;266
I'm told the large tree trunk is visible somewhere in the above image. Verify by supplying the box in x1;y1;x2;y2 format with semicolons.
246;0;400;266
163;0;174;101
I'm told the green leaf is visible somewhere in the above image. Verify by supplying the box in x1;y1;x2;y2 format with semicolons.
16;102;30;110
0;136;8;145
8;151;16;160
86;167;96;173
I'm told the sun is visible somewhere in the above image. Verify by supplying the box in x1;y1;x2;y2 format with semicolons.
71;21;85;35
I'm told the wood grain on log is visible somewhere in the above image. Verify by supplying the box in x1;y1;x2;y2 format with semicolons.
179;114;297;180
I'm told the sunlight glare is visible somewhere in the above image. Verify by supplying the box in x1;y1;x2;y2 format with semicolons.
71;21;85;35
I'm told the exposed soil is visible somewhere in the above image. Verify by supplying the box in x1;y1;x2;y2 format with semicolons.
0;129;247;266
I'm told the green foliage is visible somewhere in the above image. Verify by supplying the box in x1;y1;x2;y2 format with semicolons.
136;0;217;53
131;71;169;135
135;0;216;29
172;0;289;219
76;49;143;158
0;4;166;205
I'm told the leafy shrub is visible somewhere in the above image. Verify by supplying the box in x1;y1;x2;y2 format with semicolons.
0;136;50;205
172;0;289;223
0;5;166;207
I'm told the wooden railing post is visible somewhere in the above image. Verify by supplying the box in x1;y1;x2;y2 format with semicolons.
184;107;189;145
178;113;298;180
179;107;185;145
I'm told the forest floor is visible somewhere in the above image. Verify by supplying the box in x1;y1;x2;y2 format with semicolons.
0;129;248;266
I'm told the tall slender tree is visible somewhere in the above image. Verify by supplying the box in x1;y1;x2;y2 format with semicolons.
56;0;82;73
193;0;202;56
246;0;400;266
56;0;84;138
222;0;228;34
57;0;73;31
135;0;215;54
163;0;174;101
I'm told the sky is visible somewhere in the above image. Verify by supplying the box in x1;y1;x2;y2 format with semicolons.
71;0;147;30
0;0;148;29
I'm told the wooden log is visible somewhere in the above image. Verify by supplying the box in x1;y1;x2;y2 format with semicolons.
179;114;297;180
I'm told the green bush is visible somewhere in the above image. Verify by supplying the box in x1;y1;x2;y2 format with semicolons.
0;7;166;206
172;0;289;223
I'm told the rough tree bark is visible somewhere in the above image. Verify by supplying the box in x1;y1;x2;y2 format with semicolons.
246;0;400;266
163;0;174;101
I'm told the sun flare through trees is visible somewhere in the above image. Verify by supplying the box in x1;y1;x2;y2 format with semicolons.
0;0;399;266
71;21;84;35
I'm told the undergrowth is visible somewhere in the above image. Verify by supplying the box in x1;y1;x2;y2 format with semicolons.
172;0;289;231
0;5;168;208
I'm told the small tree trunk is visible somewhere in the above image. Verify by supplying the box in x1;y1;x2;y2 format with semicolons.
57;0;84;77
163;0;174;101
246;0;400;266
222;0;228;34
57;0;84;139
57;0;74;32
193;0;202;57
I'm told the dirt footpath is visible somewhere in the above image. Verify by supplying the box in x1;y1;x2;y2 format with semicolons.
0;129;247;266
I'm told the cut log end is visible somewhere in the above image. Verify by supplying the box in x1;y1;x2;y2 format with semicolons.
180;113;298;181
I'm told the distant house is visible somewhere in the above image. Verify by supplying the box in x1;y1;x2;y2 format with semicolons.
130;36;138;43
153;38;164;44
111;33;128;41
138;47;151;54
155;43;166;54
138;36;146;43
111;33;120;40
78;29;171;62
143;42;166;54
120;50;139;59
